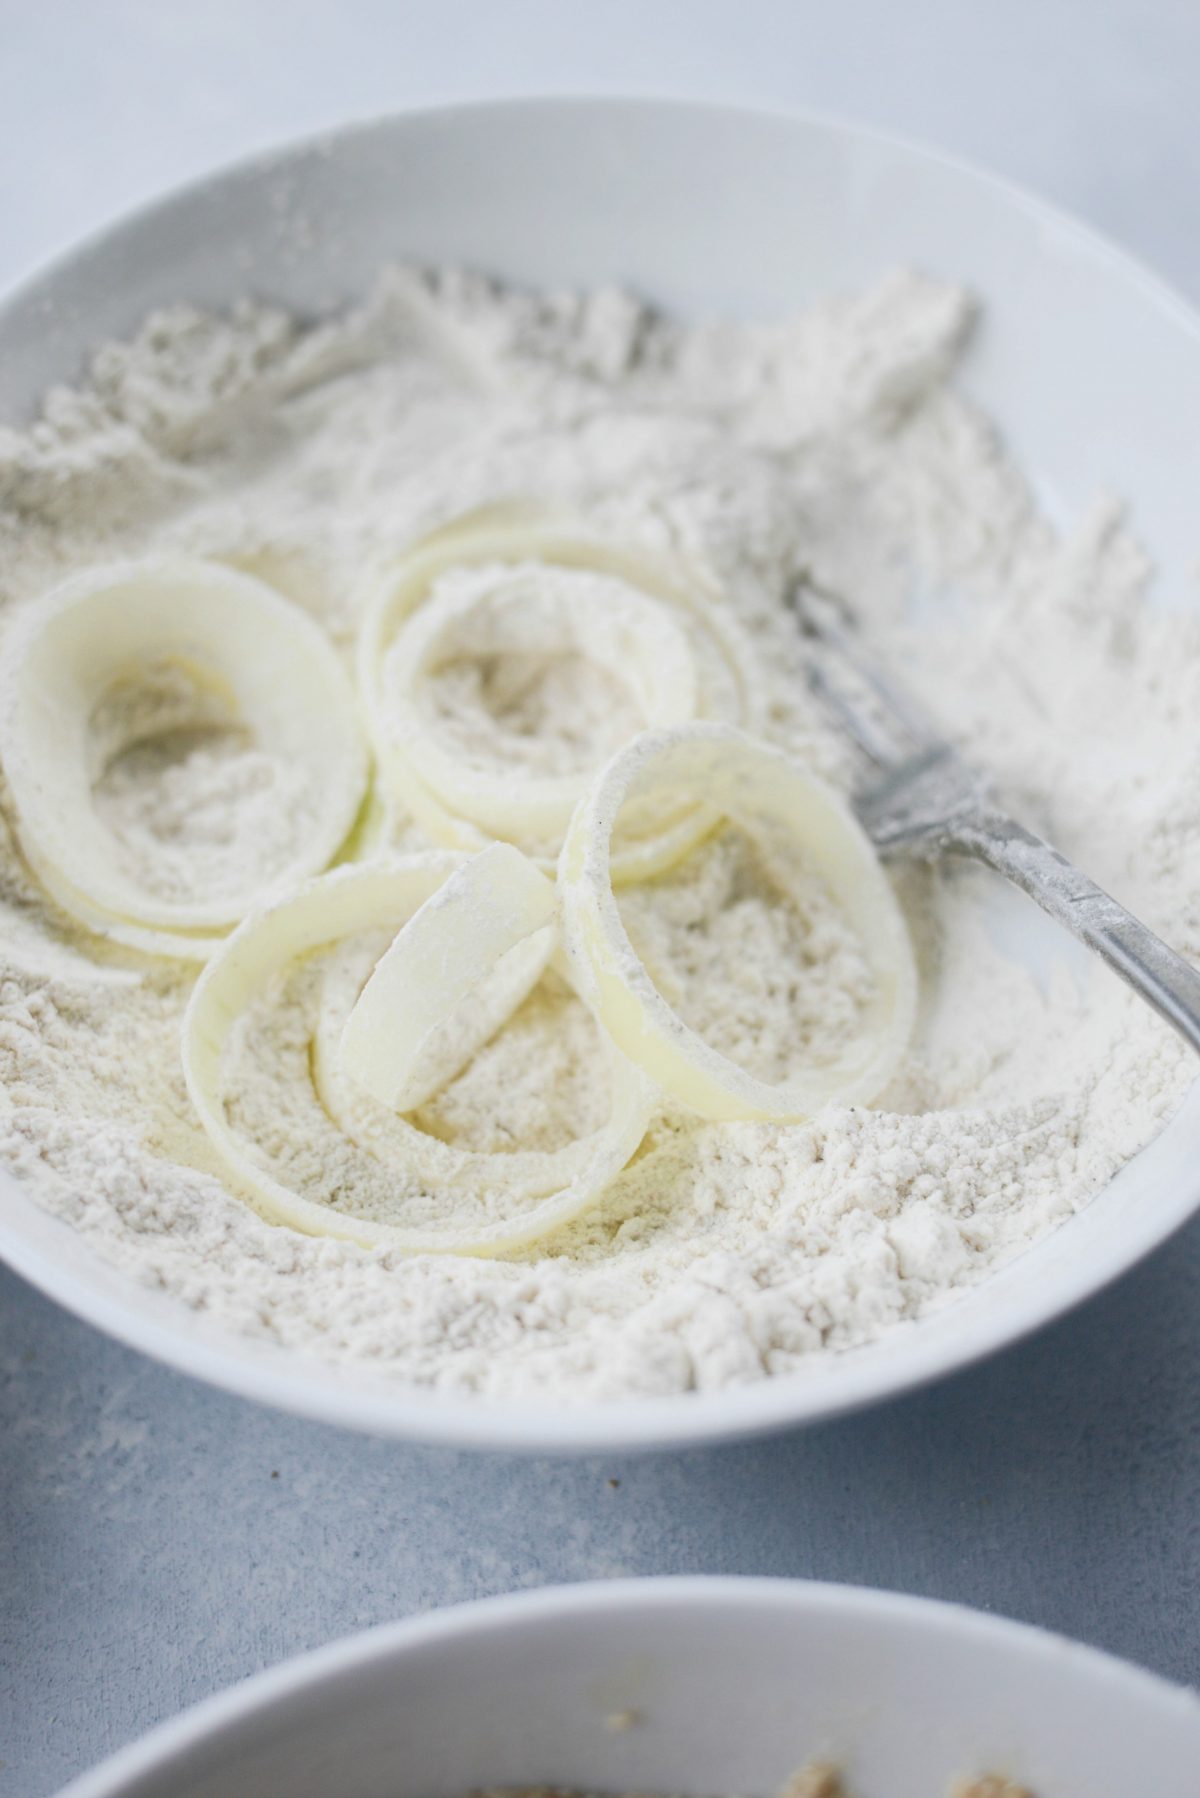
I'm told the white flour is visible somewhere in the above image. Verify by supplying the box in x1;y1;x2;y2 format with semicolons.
401;562;678;777
0;265;1195;1404
89;658;319;909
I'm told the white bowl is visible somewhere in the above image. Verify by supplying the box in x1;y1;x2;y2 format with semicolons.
56;1577;1200;1798
2;99;1200;1453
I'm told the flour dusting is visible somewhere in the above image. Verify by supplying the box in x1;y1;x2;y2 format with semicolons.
0;265;1195;1403
400;563;677;777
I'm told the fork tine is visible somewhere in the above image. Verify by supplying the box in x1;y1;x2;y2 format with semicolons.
787;577;944;760
804;659;903;766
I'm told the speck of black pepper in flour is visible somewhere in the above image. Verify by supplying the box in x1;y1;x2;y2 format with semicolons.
0;264;1196;1402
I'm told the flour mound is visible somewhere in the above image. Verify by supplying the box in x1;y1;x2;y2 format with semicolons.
0;266;1195;1404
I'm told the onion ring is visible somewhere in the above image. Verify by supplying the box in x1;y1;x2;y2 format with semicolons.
559;724;918;1122
357;505;760;870
183;856;654;1255
0;556;368;940
382;568;697;837
338;843;558;1112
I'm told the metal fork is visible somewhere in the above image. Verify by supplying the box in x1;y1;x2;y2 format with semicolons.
789;580;1200;1057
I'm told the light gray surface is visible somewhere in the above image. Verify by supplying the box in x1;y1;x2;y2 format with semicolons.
6;1231;1200;1796
3;3;1200;1794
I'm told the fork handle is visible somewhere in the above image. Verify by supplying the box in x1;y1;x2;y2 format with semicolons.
951;811;1200;1057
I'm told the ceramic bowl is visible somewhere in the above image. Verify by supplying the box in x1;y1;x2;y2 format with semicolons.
2;100;1200;1450
57;1578;1200;1798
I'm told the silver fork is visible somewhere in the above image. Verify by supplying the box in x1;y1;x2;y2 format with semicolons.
789;579;1200;1057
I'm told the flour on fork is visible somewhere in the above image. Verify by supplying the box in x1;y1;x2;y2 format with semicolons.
0;265;1194;1402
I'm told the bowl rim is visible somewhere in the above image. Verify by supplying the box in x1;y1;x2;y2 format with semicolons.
2;94;1200;1454
4;92;1200;349
55;1574;1200;1798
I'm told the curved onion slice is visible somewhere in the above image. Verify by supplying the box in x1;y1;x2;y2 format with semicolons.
334;782;404;866
381;733;719;887
357;505;761;867
0;556;368;937
313;934;601;1199
383;729;723;891
21;831;227;961
382;569;697;836
559;724;918;1123
359;506;762;749
339;843;558;1112
183;857;654;1255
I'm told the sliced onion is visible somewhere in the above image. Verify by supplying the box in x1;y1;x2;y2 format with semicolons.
0;556;368;940
357;505;761;868
20;830;227;961
382;567;698;837
381;739;719;887
313;935;600;1199
183;856;654;1256
338;843;558;1112
559;724;918;1122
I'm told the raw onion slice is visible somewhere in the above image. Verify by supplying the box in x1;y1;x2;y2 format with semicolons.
559;724;918;1122
183;856;654;1255
339;842;558;1112
382;569;698;837
382;737;719;887
358;505;762;747
356;505;761;866
313;935;600;1199
0;556;368;938
20;831;227;961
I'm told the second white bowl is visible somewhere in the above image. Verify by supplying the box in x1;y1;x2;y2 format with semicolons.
58;1579;1200;1798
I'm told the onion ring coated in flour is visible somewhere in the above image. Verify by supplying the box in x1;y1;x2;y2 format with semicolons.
312;935;605;1200
388;747;723;887
183;856;655;1255
382;569;698;837
357;504;761;871
559;724;918;1123
0;556;369;944
19;831;228;961
338;842;558;1113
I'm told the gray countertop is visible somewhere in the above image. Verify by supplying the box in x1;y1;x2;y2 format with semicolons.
6;1223;1200;1795
3;4;1200;1793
